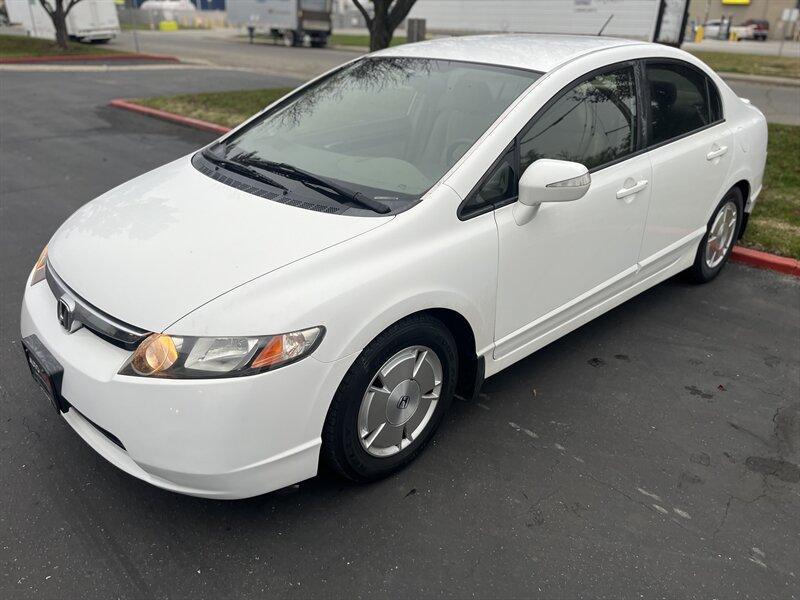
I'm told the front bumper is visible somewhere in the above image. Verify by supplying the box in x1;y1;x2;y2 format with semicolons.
20;277;353;499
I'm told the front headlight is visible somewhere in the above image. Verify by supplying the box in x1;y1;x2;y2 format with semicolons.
30;246;48;286
119;327;324;379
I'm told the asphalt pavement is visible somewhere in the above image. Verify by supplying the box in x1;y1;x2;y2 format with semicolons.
1;67;799;600
111;29;357;79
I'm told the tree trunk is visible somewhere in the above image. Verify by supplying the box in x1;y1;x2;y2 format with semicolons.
369;1;393;51
39;0;72;51
54;2;70;51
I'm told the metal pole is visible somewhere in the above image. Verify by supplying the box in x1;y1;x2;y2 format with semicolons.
27;0;38;38
130;1;140;53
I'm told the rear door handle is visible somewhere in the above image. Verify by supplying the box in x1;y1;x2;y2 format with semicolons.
616;179;648;199
706;145;728;160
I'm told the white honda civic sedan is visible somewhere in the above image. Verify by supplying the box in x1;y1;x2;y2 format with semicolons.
21;35;767;498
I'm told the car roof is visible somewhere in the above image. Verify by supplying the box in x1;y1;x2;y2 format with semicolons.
372;34;646;73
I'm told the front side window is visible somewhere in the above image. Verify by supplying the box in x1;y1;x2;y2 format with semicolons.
519;66;638;173
646;62;711;145
220;57;540;211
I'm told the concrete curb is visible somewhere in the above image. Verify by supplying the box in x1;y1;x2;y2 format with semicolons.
0;53;180;64
109;99;231;135
109;98;800;279
330;44;368;53
730;246;800;277
718;71;799;87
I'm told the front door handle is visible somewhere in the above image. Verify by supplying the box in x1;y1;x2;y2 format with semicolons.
706;145;729;160
616;179;648;199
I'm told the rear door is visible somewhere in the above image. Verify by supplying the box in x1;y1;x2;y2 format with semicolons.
638;60;733;264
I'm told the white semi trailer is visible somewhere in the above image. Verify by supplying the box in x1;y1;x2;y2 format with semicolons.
228;0;333;48
6;0;120;43
407;0;691;46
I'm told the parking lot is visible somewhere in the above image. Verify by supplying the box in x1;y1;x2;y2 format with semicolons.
1;67;799;599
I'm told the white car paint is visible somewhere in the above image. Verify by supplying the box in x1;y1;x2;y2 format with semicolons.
20;35;767;498
47;158;392;333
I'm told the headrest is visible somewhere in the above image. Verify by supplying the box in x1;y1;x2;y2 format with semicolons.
442;78;495;113
650;80;677;108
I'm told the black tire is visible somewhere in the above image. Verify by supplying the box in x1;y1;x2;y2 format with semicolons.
687;187;744;283
283;30;299;47
321;314;458;482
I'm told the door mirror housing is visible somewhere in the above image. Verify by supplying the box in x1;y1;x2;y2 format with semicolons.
514;159;591;225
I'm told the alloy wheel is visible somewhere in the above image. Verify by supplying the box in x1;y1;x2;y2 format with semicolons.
705;200;738;269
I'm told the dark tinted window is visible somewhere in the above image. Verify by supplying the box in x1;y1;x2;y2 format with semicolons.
463;148;516;216
646;62;711;145
519;66;637;172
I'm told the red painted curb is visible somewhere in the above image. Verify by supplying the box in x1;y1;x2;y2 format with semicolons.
109;99;232;135
0;53;179;64
731;246;800;277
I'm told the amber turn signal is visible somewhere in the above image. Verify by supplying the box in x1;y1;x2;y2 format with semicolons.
30;245;48;286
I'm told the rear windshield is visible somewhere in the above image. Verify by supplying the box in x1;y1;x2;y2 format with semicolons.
216;57;540;211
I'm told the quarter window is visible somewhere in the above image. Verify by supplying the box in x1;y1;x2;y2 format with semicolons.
646;62;712;145
519;66;638;173
462;147;516;216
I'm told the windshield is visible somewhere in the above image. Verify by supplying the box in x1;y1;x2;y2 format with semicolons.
222;57;540;204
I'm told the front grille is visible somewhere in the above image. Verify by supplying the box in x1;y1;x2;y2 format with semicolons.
45;262;148;351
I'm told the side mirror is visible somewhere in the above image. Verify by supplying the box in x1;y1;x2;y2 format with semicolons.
514;159;591;225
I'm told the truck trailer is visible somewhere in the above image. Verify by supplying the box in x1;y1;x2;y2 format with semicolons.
407;0;691;46
6;0;120;43
227;0;333;48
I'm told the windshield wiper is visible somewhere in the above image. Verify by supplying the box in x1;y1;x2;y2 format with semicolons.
235;155;391;215
201;149;289;193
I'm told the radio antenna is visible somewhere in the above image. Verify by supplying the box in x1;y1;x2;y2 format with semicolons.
598;14;614;36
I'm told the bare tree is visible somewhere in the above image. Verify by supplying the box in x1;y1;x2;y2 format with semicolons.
37;0;86;51
351;0;418;52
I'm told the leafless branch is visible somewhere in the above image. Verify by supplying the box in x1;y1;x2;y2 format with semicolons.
351;0;373;28
388;0;417;31
37;0;55;18
65;0;87;16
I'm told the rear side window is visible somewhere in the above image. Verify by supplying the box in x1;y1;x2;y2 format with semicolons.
646;62;713;145
519;66;638;172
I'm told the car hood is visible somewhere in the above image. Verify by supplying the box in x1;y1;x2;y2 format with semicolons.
48;156;391;333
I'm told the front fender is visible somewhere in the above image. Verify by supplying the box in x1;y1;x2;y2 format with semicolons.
166;185;499;365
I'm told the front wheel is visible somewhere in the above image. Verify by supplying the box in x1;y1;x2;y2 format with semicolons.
321;315;458;482
687;187;743;283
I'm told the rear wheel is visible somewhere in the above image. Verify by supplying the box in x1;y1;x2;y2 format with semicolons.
322;315;458;482
687;187;743;283
282;30;299;47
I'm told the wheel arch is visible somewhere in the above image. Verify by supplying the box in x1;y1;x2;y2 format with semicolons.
421;308;484;401
731;179;751;239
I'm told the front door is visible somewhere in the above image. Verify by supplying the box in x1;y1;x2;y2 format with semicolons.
490;64;652;362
